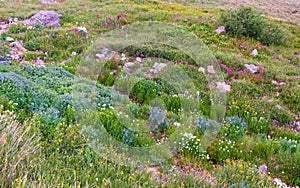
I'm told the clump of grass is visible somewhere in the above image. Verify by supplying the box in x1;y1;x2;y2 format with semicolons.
0;106;41;187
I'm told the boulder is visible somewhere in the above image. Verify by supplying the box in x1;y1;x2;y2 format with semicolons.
24;10;61;27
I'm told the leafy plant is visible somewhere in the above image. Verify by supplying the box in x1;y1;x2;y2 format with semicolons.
8;23;27;34
129;79;158;104
97;60;121;86
149;107;169;133
220;7;285;45
222;116;247;140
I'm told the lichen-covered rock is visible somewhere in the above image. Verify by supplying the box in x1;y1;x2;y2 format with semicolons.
24;10;61;27
215;26;226;34
244;64;259;73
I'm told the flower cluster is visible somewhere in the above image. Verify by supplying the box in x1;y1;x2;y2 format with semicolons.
195;116;211;135
178;132;210;160
101;13;127;29
239;65;265;81
225;116;247;128
222;116;247;140
211;138;238;162
220;64;233;75
121;128;137;146
279;138;299;153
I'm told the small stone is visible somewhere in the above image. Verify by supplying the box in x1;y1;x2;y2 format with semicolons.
9;42;16;47
250;49;258;56
95;53;105;60
153;62;167;72
244;64;259;73
124;62;135;68
7;17;13;24
216;82;231;92
150;68;157;74
207;65;215;74
276;105;283;110
136;57;142;63
101;47;109;54
121;53;126;61
41;0;57;4
35;57;45;66
215;26;226;34
198;67;205;73
5;37;14;42
271;80;278;85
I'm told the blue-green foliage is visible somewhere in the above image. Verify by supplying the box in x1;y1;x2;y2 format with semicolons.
0;63;154;147
0;63;114;120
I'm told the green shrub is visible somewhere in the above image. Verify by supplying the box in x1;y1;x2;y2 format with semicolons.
161;95;181;114
208;137;239;162
24;52;38;61
8;23;27;34
99;109;154;147
220;7;284;45
279;86;300;113
222;116;247;141
24;40;40;51
97;60;121;86
272;147;300;185
123;43;195;65
257;102;295;125
246;116;271;135
261;22;285;45
129;79;159;104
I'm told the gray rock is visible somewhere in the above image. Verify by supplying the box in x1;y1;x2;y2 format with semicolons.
95;53;105;60
244;64;259;73
124;62;135;68
24;10;61;27
101;47;109;55
250;49;258;56
7;17;13;24
41;0;57;4
5;37;14;42
35;57;45;66
136;57;142;63
215;26;226;34
153;62;167;72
